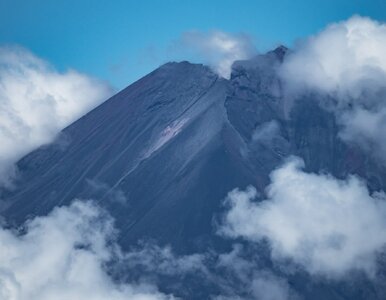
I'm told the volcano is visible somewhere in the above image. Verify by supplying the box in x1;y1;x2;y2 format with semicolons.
2;46;386;299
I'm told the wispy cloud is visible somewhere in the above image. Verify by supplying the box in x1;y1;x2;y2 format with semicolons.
0;46;112;187
177;30;256;78
213;245;295;300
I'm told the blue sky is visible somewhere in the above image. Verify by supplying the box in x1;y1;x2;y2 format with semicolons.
1;0;386;89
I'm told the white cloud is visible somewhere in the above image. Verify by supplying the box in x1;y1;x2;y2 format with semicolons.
214;245;294;300
0;200;173;300
220;157;386;278
213;272;291;300
122;243;207;276
251;120;280;144
249;273;291;300
280;16;386;164
338;106;386;163
0;46;112;187
179;31;256;78
281;16;386;98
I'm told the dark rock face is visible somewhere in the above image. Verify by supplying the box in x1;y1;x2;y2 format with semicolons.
2;48;386;299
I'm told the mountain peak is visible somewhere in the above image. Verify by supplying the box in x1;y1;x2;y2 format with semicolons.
269;45;288;61
160;60;212;72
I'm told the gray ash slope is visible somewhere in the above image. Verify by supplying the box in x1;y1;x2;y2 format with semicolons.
3;47;386;299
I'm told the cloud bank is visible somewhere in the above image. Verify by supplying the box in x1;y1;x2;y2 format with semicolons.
0;200;172;300
0;198;295;300
280;16;386;163
179;31;256;78
0;46;112;187
220;157;386;278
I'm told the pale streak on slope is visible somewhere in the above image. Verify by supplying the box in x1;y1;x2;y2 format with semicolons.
143;118;189;159
101;118;189;200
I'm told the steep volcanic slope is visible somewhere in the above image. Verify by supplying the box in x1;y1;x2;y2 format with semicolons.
2;47;386;299
2;59;256;252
